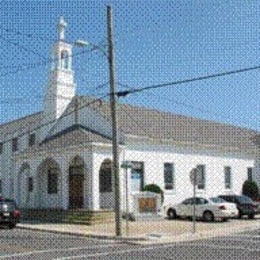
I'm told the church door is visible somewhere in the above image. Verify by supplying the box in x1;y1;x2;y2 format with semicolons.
69;166;84;209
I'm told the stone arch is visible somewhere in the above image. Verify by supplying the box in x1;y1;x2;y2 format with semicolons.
68;155;86;209
36;157;61;208
99;159;115;209
18;162;30;208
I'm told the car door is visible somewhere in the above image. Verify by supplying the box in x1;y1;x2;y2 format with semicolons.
177;198;193;217
195;198;209;217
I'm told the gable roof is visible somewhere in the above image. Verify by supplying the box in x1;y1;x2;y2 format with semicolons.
0;112;43;140
1;95;259;154
23;124;112;154
70;96;258;154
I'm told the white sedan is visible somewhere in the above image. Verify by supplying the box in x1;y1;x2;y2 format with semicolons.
165;197;238;222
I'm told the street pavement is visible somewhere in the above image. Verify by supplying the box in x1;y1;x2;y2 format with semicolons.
0;227;259;259
17;215;260;245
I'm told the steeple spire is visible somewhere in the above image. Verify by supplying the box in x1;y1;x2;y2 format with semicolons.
58;16;67;41
44;16;76;123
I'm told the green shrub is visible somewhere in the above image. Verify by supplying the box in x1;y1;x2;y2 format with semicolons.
142;183;164;203
242;180;259;200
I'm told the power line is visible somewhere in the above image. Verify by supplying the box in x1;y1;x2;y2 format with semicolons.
117;82;229;121
0;46;100;77
116;65;260;97
0;34;46;61
0;93;110;145
0;24;55;42
0;82;108;104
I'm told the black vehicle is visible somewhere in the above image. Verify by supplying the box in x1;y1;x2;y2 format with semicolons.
0;197;20;228
218;195;258;219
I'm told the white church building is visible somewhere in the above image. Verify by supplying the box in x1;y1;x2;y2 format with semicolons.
0;17;259;218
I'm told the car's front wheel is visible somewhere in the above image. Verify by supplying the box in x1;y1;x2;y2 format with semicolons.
203;211;214;222
248;213;255;219
9;223;16;229
167;209;177;220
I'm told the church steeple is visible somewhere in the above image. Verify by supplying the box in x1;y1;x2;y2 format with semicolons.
44;16;76;122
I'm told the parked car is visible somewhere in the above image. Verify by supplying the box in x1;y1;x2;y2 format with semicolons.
218;195;259;219
0;197;20;229
165;196;238;222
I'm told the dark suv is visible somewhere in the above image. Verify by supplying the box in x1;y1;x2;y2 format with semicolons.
0;197;20;228
218;195;259;219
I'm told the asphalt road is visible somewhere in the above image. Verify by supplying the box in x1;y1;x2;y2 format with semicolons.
0;227;259;259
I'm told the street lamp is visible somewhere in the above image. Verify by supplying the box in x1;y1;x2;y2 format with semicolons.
76;6;122;237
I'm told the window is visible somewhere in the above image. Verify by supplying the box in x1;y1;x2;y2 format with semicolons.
99;161;112;193
0;179;2;194
61;50;69;69
247;167;253;181
164;163;174;190
224;166;232;189
12;138;18;152
28;133;36;147
197;165;205;190
47;168;58;194
131;161;144;192
28;177;33;192
0;142;3;154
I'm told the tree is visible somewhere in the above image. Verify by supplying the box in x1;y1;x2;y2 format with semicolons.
242;180;259;200
142;183;164;203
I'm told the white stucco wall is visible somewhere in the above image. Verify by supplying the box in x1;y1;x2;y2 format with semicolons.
123;143;255;212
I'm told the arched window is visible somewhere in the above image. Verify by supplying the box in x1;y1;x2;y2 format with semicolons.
47;167;59;194
99;160;112;193
61;50;69;70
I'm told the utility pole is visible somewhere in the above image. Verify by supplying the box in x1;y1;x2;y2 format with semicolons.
107;5;122;237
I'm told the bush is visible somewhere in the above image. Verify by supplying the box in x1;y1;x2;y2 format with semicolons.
142;183;164;203
242;180;259;200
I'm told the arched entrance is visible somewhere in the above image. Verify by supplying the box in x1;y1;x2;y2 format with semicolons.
99;159;115;209
18;163;30;208
36;158;61;208
69;156;85;209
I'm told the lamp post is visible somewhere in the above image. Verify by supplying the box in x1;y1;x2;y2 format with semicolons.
76;6;122;237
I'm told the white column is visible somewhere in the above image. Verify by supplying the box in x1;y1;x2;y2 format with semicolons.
91;156;100;210
30;163;37;208
60;162;69;210
92;169;100;210
12;161;20;203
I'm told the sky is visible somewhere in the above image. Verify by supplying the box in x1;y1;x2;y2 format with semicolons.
0;0;259;131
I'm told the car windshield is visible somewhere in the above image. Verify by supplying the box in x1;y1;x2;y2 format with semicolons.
210;197;226;203
237;196;253;203
0;201;16;211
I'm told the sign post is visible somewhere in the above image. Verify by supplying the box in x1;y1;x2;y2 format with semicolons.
121;161;132;236
190;168;198;234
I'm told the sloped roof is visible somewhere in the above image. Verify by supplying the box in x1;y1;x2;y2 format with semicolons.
71;96;258;153
24;124;112;153
0;112;43;140
1;95;259;154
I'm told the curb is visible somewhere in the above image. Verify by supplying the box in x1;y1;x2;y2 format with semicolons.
17;225;147;242
17;219;260;245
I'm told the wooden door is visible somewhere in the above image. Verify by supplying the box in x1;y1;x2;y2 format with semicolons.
69;175;84;209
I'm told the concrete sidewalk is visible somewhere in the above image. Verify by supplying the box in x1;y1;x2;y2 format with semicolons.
17;216;260;245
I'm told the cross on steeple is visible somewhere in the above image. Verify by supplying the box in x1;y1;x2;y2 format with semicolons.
58;16;67;41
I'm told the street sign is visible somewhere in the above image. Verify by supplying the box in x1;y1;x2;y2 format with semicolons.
190;168;198;186
121;161;132;169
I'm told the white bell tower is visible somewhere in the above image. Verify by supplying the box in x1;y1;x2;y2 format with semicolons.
44;16;76;122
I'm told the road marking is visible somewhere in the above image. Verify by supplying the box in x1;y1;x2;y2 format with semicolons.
53;242;260;260
182;244;260;252
0;242;123;259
